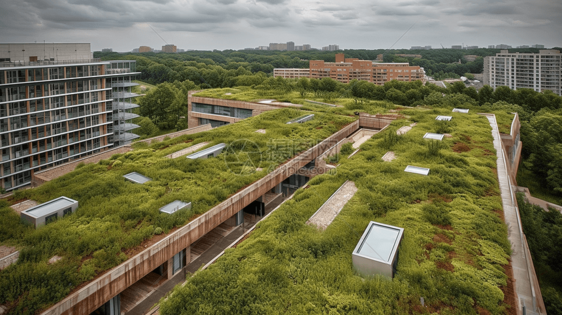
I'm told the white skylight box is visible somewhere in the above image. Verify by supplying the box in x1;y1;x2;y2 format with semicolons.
452;108;469;113
287;114;315;124
186;143;226;159
436;116;452;121
159;200;192;215
352;221;404;278
20;196;79;228
123;172;152;184
423;133;445;141
404;165;430;176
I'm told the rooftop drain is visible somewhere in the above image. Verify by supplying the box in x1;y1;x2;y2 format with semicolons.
20;196;79;228
166;142;209;159
123;172;152;184
352;221;404;278
186;143;226;159
452;108;469;113
423;133;445;141
307;181;357;230
436;116;452;121
287;114;314;124
159;200;192;215
404;165;430;176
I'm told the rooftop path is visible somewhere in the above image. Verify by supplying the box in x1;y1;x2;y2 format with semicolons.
484;114;545;315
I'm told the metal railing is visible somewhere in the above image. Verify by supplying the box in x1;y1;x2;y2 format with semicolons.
0;58;102;68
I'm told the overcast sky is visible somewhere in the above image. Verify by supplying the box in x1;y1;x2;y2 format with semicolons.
0;0;560;52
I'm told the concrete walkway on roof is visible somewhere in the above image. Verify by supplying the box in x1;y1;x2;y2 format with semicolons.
485;114;541;315
165;142;209;159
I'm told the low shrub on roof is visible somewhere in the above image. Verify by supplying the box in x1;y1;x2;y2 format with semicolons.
160;108;512;314
0;108;354;314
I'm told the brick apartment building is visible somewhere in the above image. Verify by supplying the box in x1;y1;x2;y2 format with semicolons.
274;54;426;85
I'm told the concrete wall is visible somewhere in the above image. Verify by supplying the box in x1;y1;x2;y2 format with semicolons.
0;251;19;271
499;113;522;184
31;146;133;187
40;120;360;315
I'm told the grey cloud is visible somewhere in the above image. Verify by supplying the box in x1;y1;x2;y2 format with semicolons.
255;0;288;5
333;12;358;20
0;0;560;51
315;5;353;12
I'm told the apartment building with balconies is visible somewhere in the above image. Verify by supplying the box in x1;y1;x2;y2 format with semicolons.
0;43;140;191
484;50;561;96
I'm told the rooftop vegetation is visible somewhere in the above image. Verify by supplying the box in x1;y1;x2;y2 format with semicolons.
160;107;513;314
0;108;354;314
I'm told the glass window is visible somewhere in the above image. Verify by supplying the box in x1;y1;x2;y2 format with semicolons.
45;213;58;225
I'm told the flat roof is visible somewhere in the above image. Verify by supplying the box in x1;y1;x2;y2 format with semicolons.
23;197;77;218
186;143;226;159
123;172;152;184
423;133;445;141
404;165;430;176
159;201;191;214
355;222;404;264
436;116;452;121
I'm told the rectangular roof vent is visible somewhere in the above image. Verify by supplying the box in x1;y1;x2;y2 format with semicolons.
452;108;469;113
404;165;430;176
20;196;79;228
123;172;152;184
436;116;452;121
186;143;226;160
287;114;314;124
159;200;192;214
423;133;445;141
352;221;404;278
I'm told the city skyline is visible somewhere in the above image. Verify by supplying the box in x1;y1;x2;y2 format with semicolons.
0;0;560;51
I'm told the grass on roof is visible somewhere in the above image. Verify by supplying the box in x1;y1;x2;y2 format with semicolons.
160;107;513;315
0;108;354;314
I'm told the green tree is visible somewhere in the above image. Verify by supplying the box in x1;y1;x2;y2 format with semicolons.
479;85;494;105
385;88;407;105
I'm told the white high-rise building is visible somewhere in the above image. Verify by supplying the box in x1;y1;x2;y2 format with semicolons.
483;50;562;96
0;43;140;191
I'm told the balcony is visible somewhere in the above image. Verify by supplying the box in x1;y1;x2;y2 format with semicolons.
115;132;140;142
113;92;140;99
113;102;140;110
105;69;133;75
114;123;140;132
111;82;139;88
116;112;140;121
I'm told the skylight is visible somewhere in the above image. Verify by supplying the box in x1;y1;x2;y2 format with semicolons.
186;143;226;159
404;165;430;175
352;221;404;278
287;114;315;124
123;172;151;184
436;116;452;121
452;108;469;113
159;200;192;214
423;133;445;140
